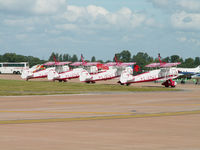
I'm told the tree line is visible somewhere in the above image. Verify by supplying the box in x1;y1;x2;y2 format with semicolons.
0;51;200;69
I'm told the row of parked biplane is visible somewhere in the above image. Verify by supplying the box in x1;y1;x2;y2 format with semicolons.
21;54;200;88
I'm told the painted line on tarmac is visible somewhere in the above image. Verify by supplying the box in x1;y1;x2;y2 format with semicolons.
0;110;130;115
0;110;200;124
120;103;200;106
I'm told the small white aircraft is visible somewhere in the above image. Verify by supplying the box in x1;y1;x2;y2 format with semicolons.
177;66;200;75
47;55;101;82
191;73;200;84
79;56;136;83
21;61;71;81
119;54;181;87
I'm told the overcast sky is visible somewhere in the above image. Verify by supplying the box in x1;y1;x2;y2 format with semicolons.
0;0;200;60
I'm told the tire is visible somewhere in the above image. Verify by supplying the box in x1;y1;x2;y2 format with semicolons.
13;71;16;74
17;71;20;74
0;71;1;74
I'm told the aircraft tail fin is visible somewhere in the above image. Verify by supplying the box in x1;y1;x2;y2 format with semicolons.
134;65;140;72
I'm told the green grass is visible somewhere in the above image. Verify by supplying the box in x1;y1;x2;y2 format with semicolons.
0;79;179;96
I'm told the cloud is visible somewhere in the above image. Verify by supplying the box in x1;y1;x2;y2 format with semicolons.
0;0;67;15
150;0;200;13
55;23;78;31
171;11;200;30
62;5;149;30
176;0;200;12
151;0;169;7
177;36;200;46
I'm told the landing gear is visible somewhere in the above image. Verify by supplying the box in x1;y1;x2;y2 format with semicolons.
162;79;176;88
58;79;67;82
118;81;124;85
181;80;185;84
85;81;96;84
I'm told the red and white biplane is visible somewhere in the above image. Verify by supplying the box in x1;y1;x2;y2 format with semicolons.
21;61;71;81
79;56;136;83
119;54;181;87
47;55;101;82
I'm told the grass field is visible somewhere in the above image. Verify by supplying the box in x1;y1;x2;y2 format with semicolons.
0;79;179;96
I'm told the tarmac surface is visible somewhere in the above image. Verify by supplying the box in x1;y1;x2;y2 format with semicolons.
0;75;200;150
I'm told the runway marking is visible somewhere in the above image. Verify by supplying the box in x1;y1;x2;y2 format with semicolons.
0;110;200;124
120;103;200;106
0;110;130;115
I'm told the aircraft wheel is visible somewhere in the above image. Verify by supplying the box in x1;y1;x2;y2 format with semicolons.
91;81;95;84
59;80;62;82
126;83;131;86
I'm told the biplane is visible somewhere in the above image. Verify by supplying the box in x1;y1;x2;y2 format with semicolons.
119;54;181;87
47;55;101;82
21;61;71;81
79;56;136;83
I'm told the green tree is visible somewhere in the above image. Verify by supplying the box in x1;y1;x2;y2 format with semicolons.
132;52;153;71
63;54;70;61
162;57;170;63
59;54;63;61
170;55;183;63
91;56;96;62
48;52;56;61
194;57;200;66
182;58;195;68
113;50;131;62
71;54;78;62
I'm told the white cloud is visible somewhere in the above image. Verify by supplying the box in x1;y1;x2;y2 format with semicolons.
177;36;200;46
87;5;109;19
177;36;187;42
0;0;67;15
33;0;66;15
55;23;78;31
61;5;150;30
3;18;35;26
151;0;169;7
177;0;200;12
150;0;200;13
16;34;27;40
171;11;200;30
64;5;86;22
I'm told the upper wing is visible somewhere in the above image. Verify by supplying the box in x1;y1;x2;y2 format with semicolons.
84;62;100;66
118;62;136;66
145;62;181;68
70;62;83;66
